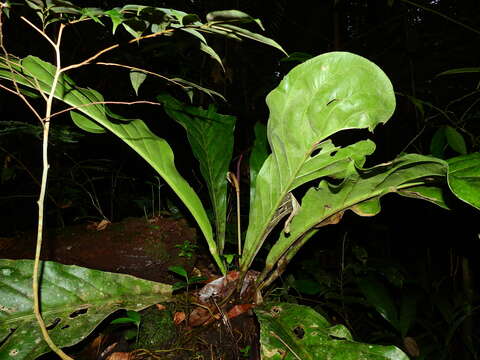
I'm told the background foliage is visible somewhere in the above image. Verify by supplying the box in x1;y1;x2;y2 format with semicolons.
0;1;479;359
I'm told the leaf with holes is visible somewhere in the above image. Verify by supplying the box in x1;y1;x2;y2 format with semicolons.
0;259;171;360
263;154;447;278
241;52;396;272
255;302;409;360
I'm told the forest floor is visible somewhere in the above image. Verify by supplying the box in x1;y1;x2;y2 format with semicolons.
0;216;259;360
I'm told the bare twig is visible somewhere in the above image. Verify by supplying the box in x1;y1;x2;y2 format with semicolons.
96;61;189;89
270;331;303;360
61;29;174;73
0;15;44;122
20;18;75;359
21;16;57;47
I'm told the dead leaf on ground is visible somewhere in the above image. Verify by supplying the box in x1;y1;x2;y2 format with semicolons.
96;219;111;231
174;311;186;325
155;303;166;311
86;219;111;231
106;352;131;360
188;307;211;327
227;304;254;320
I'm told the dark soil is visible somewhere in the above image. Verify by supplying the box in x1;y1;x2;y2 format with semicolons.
0;216;198;283
0;216;260;360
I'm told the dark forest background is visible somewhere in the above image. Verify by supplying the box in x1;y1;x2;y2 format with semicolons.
1;1;479;358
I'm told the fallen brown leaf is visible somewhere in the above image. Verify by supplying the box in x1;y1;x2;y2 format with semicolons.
173;311;186;325
227;304;254;320
96;219;111;231
106;352;130;360
188;307;211;327
155;303;166;311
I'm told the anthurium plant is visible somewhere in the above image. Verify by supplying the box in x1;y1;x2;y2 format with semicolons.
1;1;479;359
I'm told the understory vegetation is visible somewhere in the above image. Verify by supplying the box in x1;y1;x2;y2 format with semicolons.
0;1;479;359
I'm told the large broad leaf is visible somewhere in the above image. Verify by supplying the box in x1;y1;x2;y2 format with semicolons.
357;277;399;330
0;259;172;359
0;56;225;274
158;94;235;254
263;154;447;280
240;52;396;271
255;302;409;360
447;153;480;210
249;122;269;207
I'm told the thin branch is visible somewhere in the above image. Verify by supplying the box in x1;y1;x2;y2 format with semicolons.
0;17;43;122
61;29;174;73
400;125;426;154
20;16;57;47
61;43;119;72
30;21;74;360
0;83;43;122
270;331;303;360
96;62;188;89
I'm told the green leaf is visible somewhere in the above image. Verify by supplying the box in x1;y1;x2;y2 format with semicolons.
447;153;480;210
121;21;144;38
398;291;417;338
199;42;225;71
105;8;125;34
79;7;103;21
280;52;314;63
182;14;202;26
158;94;235;254
436;67;480;76
206;10;265;30
0;259;171;359
172;282;187;291
168;265;188;279
430;126;447;158
210;23;287;55
110;310;141;326
129;69;147;96
357;278;399;331
241;52;396;272
25;0;44;12
398;184;449;209
444;125;467;155
171;77;226;101
255;303;409;360
71;111;106;134
264;154;447;277
249;122;269;207
0;56;225;274
189;276;208;284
